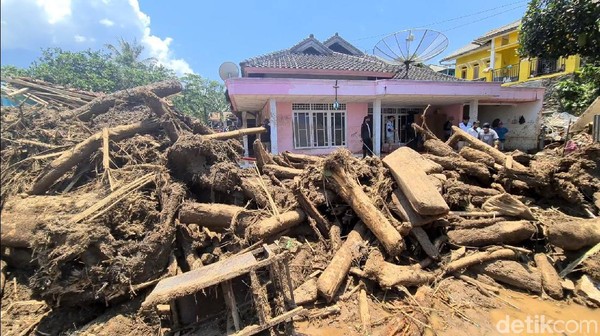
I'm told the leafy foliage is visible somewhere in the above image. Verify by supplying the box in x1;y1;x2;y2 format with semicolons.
519;0;600;61
554;64;600;115
1;40;229;120
172;73;229;121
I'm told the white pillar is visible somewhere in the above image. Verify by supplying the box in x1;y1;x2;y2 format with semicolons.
490;38;496;71
469;100;479;122
242;111;248;157
269;99;278;154
373;99;382;156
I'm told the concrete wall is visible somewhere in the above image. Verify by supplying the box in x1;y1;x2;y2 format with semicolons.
478;100;543;151
275;102;368;155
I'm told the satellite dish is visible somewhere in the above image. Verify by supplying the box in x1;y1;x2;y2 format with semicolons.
219;62;240;80
374;29;448;79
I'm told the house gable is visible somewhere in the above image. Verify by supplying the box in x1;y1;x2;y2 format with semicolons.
289;34;333;55
322;33;364;56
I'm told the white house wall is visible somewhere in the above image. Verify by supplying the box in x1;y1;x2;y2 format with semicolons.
478;100;543;151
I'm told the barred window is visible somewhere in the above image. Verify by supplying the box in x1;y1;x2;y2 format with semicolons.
292;103;346;149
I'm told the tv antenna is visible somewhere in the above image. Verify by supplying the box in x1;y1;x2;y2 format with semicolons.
219;62;240;80
373;29;448;79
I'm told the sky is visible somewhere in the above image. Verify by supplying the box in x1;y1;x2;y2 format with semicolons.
1;0;529;81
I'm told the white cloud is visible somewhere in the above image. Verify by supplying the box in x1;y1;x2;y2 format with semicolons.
36;0;71;24
1;0;193;75
99;18;114;27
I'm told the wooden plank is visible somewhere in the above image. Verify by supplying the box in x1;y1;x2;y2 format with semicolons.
359;286;371;334
231;307;305;336
389;189;443;226
142;252;287;309
221;280;241;331
383;147;449;216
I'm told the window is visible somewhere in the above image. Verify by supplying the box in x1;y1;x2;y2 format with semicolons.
501;36;509;46
473;64;480;79
461;67;467;79
292;103;346;148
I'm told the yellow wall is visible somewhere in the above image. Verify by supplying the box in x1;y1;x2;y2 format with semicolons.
453;29;580;84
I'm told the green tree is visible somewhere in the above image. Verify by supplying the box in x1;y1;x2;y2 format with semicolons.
519;0;600;61
1;65;29;78
105;38;155;67
172;73;229;121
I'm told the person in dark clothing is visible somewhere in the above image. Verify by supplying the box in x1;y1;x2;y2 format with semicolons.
261;118;271;152
443;116;454;141
361;115;373;158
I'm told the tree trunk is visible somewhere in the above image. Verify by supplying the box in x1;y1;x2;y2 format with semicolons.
447;220;536;247
450;126;526;170
253;139;275;170
263;164;303;180
317;223;368;302
444;248;517;274
364;249;434;288
28;120;159;195
74;80;183;121
546;217;600;251
248;209;306;240
534;253;563;299
203;127;266;141
423;138;459;158
178;201;248;232
475;260;542;293
327;164;405;256
423;154;491;183
459;147;496;168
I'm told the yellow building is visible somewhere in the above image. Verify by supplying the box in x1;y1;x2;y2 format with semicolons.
441;20;581;85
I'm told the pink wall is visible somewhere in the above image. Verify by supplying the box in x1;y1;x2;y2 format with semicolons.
275;102;368;155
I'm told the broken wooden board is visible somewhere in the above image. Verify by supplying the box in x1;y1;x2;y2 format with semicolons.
383;147;449;216
389;189;443;227
142;250;284;309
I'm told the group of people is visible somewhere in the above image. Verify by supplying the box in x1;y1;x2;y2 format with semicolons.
447;116;509;150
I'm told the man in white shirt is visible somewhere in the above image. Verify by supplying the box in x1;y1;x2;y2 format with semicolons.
384;116;395;153
467;120;481;138
478;122;499;148
457;116;472;150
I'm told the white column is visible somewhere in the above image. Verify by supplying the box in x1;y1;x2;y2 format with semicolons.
269;99;278;154
469;100;479;122
242;111;248;157
490;38;496;71
373;99;382;156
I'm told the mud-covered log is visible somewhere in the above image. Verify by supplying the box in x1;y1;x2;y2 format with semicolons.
546;217;600;251
1;193;99;247
263;164;303;180
459;147;496;168
447;220;536;247
203;127;266;141
317;223;368;302
364;249;435;288
534;253;563;299
475;260;542;293
450;126;527;170
282;151;323;166
28;120;160;195
383;147;449;216
389;189;443;227
178;201;247;232
450;216;512;229
444;248;517;274
294;278;318;305
248;209;306;240
1;260;6;295
411;123;439;141
327;155;405;256
423;138;459;158
424;154;491;182
294;179;331;237
74;80;183;121
253;139;275;170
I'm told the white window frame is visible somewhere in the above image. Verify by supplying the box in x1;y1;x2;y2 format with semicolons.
292;103;347;149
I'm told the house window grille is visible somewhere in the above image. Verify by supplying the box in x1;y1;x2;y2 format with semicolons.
292;103;346;149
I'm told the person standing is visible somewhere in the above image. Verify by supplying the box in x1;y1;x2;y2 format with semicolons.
467;120;481;139
479;122;499;148
361;115;373;158
261;118;271;152
443;116;454;141
492;119;508;151
457;116;472;150
384;116;395;153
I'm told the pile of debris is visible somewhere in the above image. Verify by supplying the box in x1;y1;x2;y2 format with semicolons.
1;79;599;335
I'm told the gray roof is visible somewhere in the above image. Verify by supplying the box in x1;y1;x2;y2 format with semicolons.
241;34;462;81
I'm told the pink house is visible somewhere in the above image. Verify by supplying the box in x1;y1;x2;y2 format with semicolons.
226;34;545;156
